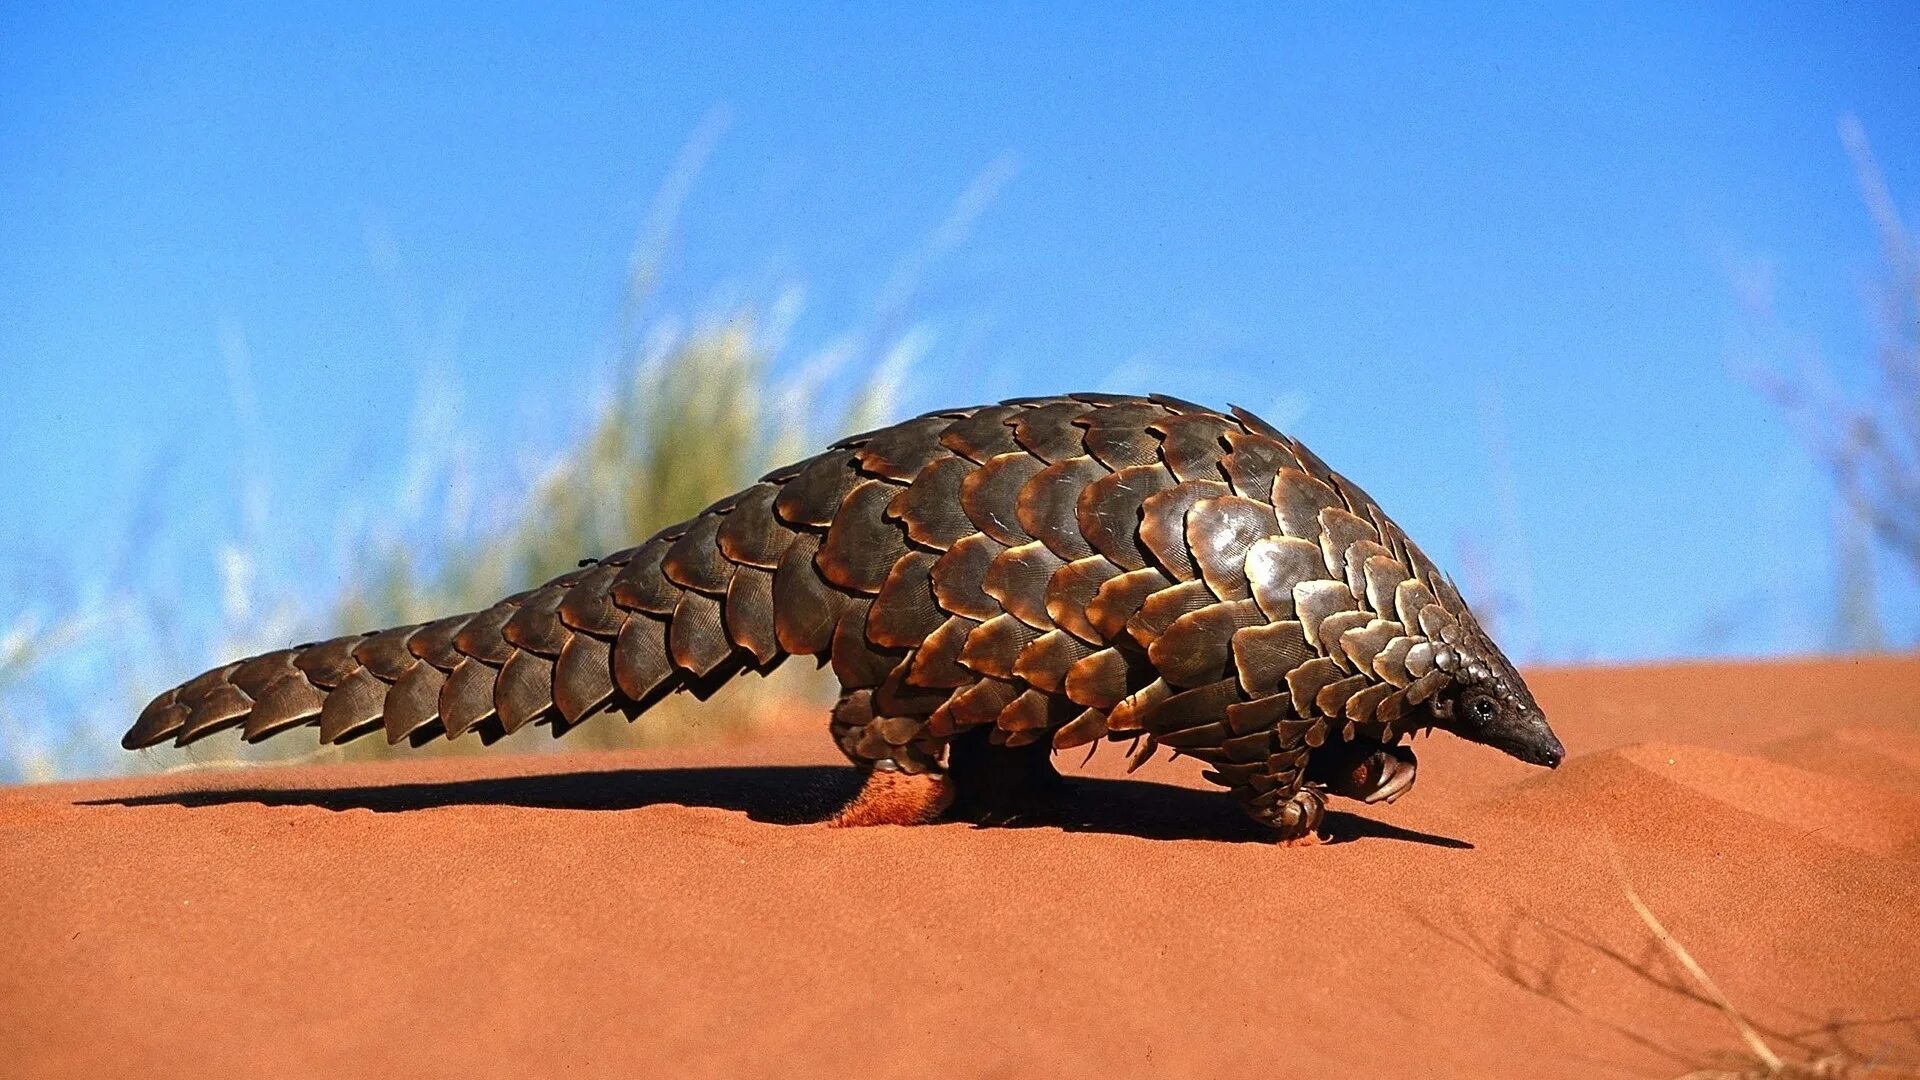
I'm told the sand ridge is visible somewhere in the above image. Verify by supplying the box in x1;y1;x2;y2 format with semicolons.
3;654;1916;1079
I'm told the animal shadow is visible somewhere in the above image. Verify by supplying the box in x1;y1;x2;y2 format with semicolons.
88;764;1471;848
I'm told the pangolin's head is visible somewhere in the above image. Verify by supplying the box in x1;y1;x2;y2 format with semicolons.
1425;618;1562;768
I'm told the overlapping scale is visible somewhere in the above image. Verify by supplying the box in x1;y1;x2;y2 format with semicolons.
1138;479;1231;580
1077;464;1176;571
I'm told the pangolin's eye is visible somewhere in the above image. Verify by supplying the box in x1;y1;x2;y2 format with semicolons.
1466;695;1497;722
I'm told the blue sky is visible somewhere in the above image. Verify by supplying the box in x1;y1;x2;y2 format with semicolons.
3;1;1917;672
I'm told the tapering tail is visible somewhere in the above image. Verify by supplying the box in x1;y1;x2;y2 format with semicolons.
122;477;822;751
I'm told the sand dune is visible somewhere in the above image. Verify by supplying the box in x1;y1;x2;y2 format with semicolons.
1761;725;1920;796
3;655;1916;1079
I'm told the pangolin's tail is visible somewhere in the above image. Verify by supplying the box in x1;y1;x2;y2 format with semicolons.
121;457;868;750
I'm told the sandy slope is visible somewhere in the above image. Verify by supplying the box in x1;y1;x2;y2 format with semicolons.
3;655;1916;1079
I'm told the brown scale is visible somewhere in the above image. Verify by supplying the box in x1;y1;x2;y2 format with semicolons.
1186;495;1280;601
1013;629;1096;694
1148;598;1264;688
1076;464;1174;571
1127;578;1219;648
929;533;1004;621
1044;556;1120;644
1077;401;1171;469
1138;479;1232;580
124;393;1561;843
958;614;1044;680
1150;413;1234;482
981;542;1064;630
1085;566;1174;641
722;567;780;665
214;650;287;700
886;456;977;550
1016;456;1107;560
816;480;908;592
1219;429;1298;500
1064;647;1133;710
906;615;978;689
867;552;944;649
439;657;500;738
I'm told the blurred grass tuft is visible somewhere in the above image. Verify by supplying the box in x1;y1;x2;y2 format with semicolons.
1749;117;1918;649
315;313;885;763
0;302;895;782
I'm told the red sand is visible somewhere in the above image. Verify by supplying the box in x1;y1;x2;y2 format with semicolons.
4;655;1916;1079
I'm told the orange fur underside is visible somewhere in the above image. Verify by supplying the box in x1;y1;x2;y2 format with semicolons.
830;770;956;827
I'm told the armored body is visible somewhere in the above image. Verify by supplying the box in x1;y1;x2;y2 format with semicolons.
125;393;1563;841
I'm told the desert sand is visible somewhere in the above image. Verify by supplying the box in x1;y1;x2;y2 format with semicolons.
4;655;1917;1079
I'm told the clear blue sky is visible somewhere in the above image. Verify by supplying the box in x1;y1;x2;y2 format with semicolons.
3;1;1917;666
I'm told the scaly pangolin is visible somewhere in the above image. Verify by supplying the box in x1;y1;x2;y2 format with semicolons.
124;393;1564;841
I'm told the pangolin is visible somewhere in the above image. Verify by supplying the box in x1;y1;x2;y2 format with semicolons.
123;393;1563;841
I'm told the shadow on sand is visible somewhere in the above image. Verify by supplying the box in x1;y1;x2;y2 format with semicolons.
85;764;1471;848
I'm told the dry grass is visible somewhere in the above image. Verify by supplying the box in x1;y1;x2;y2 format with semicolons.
319;314;884;761
1748;116;1918;648
0;285;897;781
115;310;891;775
0;611;94;782
1606;847;1917;1080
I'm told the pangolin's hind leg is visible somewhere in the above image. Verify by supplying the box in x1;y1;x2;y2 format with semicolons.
828;689;954;827
824;690;1070;827
946;726;1067;824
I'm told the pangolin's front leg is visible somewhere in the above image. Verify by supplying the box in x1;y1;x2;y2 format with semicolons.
1232;741;1417;844
1217;739;1320;844
1314;740;1419;805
